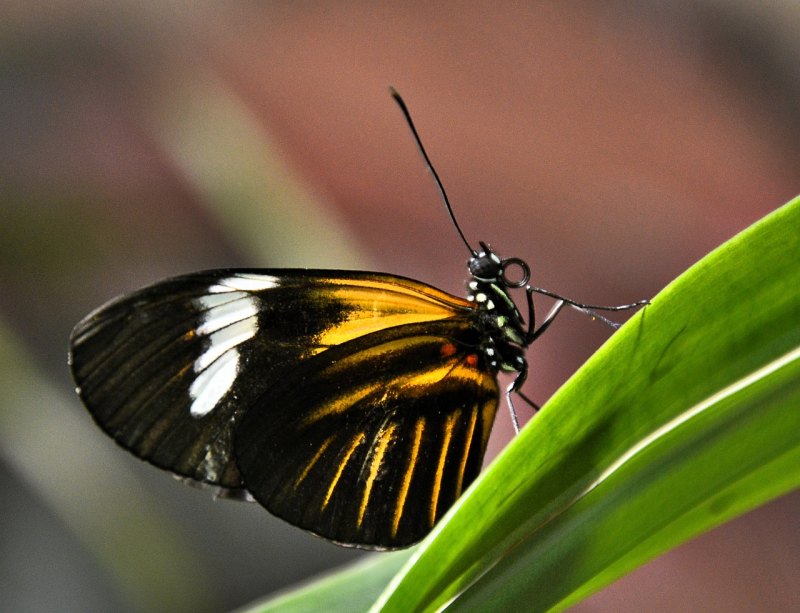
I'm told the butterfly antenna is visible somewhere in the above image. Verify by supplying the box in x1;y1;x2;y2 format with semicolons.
390;87;476;256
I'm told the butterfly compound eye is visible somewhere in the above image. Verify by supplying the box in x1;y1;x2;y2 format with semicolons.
501;258;530;288
469;242;504;280
469;255;501;280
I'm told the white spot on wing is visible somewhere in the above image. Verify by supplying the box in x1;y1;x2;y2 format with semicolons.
196;296;259;335
188;287;262;418
211;274;281;292
194;316;258;372
190;349;239;417
196;291;248;309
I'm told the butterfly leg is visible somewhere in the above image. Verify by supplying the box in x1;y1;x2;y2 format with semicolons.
529;298;567;342
521;282;570;342
500;298;565;434
505;365;545;433
505;368;527;434
529;286;648;333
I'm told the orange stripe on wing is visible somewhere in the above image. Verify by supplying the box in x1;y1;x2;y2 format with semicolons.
357;423;397;528
391;418;425;538
322;433;365;511
430;409;459;527
455;406;478;499
294;437;334;489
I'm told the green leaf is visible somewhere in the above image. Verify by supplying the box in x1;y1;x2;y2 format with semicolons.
252;194;800;612
242;550;413;613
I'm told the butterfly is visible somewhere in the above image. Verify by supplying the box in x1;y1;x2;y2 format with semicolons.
69;89;647;550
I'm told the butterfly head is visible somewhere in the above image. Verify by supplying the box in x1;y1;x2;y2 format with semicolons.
468;241;530;289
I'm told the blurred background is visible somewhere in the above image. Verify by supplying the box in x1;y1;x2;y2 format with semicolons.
2;2;799;611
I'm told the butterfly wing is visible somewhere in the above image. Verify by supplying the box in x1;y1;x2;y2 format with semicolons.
234;319;499;549
69;269;474;494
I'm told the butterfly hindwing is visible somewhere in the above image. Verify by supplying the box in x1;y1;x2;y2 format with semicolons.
69;269;474;496
234;320;499;549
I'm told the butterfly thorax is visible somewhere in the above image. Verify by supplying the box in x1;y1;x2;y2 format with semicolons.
467;245;529;374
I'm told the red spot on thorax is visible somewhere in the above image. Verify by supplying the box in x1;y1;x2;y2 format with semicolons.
465;354;479;368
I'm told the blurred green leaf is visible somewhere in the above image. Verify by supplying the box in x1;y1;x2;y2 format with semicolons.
242;550;413;613
151;77;368;268
0;322;214;612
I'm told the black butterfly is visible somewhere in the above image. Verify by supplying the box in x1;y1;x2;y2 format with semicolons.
69;90;647;549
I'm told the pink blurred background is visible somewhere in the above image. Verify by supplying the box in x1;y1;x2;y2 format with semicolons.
1;2;798;611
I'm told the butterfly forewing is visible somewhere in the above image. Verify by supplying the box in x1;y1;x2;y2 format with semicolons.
234;320;499;549
69;269;476;502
